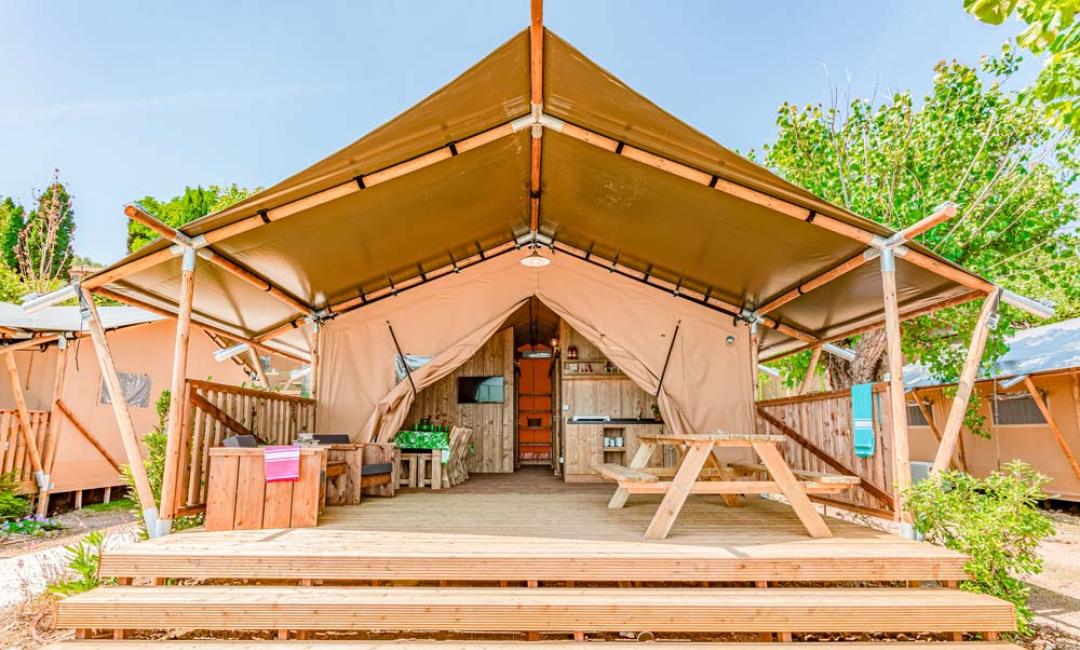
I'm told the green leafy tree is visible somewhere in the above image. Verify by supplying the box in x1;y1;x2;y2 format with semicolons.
15;170;76;294
965;0;1080;129
128;183;258;253
0;197;26;270
758;52;1080;391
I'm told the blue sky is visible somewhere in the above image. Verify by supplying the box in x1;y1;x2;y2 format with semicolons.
0;1;1032;265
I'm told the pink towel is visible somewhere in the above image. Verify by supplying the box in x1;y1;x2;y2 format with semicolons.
264;445;301;482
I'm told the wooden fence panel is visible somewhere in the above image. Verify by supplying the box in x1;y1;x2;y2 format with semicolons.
0;408;51;493
168;380;316;518
756;385;897;517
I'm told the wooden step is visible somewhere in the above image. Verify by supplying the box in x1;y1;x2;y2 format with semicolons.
57;586;1016;634
97;529;971;583
42;642;1024;649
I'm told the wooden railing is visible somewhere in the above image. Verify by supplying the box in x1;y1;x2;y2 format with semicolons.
0;408;50;493
168;379;316;518
756;385;898;518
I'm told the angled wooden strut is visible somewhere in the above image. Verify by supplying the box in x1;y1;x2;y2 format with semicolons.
932;288;1001;473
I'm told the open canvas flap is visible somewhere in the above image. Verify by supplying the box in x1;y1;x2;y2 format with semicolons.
319;251;753;442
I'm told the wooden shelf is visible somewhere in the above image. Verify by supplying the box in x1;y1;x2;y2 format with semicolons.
603;446;626;452
563;373;627;380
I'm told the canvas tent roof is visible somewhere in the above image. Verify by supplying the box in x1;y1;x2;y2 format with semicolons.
79;28;994;361
0;302;158;335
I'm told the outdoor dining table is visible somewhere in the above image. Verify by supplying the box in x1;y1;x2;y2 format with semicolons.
605;431;834;540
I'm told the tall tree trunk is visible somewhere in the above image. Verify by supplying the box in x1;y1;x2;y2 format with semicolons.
824;328;889;389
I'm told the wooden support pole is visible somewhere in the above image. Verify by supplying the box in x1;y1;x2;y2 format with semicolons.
249;348;270;388
1023;376;1080;481
309;321;321;402
37;339;70;515
79;287;162;536
3;352;46;492
159;247;196;526
55;400;123;473
880;248;912;527
799;346;822;395
931;289;1001;474
749;322;761;414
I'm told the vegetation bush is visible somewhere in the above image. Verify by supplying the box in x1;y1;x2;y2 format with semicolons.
903;460;1054;633
121;390;202;534
0;471;31;521
48;530;109;597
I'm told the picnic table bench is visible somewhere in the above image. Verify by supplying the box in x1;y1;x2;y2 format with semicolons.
593;431;860;540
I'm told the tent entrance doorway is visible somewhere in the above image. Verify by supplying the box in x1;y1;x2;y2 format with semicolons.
517;343;553;465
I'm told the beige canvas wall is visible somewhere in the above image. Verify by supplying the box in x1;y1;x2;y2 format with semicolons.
319;251;754;443
908;372;1080;501
0;321;250;493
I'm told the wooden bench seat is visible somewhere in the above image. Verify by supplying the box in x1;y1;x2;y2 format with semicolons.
729;462;861;485
591;463;657;483
56;586;1015;634
42;642;1023;649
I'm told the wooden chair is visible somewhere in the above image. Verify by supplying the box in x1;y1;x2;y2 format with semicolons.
442;426;474;488
358;442;399;497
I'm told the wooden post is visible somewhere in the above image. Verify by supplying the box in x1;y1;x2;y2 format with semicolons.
799;346;822;395
80;287;162;536
3;352;46;496
931;289;1001;474
309;320;321;402
37;337;70;515
879;247;912;528
249;348;270;388
749;321;761;406
160;247;196;527
1023;376;1080;481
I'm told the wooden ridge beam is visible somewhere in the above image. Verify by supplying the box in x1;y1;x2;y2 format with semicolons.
529;0;544;232
90;286;308;364
756;252;873;316
0;334;64;354
125;205;312;315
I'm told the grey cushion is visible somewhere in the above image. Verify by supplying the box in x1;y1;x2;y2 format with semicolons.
222;435;258;448
313;434;352;444
361;462;394;476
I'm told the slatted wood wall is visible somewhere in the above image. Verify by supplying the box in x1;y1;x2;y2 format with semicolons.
168;380;316;517
0;408;50;493
406;328;515;473
756;386;898;517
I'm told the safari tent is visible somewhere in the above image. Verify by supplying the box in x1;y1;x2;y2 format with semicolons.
25;3;1058;642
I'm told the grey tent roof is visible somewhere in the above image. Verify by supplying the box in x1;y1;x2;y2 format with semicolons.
0;302;159;335
904;317;1080;388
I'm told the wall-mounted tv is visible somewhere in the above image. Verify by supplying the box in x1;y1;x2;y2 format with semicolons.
458;376;504;404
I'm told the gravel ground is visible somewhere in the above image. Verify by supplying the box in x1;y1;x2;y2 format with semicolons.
1027;509;1080;648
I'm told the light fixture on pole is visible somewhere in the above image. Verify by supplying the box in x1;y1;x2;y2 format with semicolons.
213;342;251;363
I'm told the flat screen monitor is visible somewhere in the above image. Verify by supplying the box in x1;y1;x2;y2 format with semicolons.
457;376;504;403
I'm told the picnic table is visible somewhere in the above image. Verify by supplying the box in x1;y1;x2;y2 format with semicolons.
593;432;859;540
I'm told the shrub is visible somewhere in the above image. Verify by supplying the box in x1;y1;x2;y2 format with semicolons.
2;513;61;536
121;390;202;534
0;471;31;520
48;530;109;597
903;460;1054;633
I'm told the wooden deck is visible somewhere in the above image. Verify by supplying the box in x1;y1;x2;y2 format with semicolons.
100;468;967;583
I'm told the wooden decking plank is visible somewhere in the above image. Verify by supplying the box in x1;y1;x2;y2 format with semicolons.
57;586;1015;633
43;642;1024;649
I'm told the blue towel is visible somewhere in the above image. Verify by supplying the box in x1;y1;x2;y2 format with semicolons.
851;383;875;458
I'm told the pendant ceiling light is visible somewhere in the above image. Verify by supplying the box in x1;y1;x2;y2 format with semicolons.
520;246;551;268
